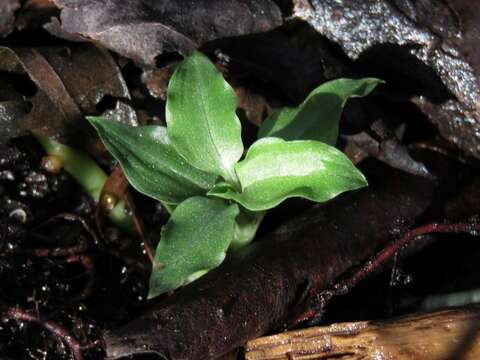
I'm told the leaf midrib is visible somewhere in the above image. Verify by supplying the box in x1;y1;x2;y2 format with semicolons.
104;127;212;194
194;58;227;177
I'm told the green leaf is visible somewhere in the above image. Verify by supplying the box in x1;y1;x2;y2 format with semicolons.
88;117;217;204
148;196;239;298
166;51;243;184
258;78;383;144
208;137;367;211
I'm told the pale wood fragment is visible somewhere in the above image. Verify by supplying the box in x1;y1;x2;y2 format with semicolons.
245;307;480;360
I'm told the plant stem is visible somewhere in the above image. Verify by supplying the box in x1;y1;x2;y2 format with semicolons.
231;209;266;250
34;134;134;232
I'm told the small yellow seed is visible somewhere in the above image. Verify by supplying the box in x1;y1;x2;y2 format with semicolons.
40;155;64;174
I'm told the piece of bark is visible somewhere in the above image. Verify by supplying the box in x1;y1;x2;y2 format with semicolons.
104;165;434;359
293;0;480;159
0;0;20;37
245;306;480;360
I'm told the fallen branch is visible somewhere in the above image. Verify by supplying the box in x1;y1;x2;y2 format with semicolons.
1;235;88;257
245;306;480;360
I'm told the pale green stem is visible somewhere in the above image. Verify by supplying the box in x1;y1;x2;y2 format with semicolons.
230;209;266;250
35;134;134;232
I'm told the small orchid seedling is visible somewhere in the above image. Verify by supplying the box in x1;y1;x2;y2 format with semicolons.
87;51;383;299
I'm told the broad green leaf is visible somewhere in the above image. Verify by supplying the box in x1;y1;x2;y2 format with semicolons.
208;137;367;211
258;78;383;144
88;117;217;204
166;51;243;184
148;196;239;298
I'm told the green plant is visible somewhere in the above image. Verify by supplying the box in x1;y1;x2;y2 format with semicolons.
88;51;383;299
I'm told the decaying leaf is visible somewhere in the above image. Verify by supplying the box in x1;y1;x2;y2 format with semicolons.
14;0;58;31
45;0;283;66
0;0;20;37
0;44;137;145
0;80;33;143
342;131;432;179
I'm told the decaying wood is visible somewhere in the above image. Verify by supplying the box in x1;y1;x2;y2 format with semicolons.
245;306;480;360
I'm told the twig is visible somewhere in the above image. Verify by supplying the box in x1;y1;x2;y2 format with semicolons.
64;255;96;304
291;219;480;327
41;212;148;271
123;191;155;263
3;235;88;257
1;306;84;360
39;213;101;246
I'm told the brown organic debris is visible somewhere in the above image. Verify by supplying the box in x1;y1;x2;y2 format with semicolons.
0;0;20;37
245;306;480;360
293;0;480;158
0;44;137;146
45;0;283;65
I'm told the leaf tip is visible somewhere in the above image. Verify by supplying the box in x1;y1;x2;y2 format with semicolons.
86;116;108;132
147;273;171;300
353;170;369;189
146;287;160;300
